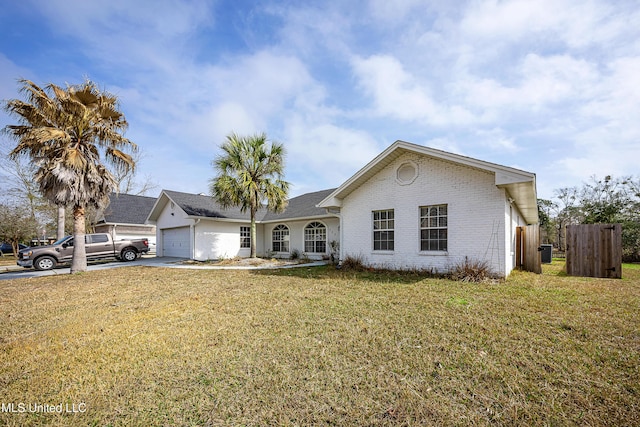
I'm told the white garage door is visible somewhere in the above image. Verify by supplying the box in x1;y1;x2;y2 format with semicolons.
162;227;190;258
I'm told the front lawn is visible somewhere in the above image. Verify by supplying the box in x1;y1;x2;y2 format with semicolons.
0;256;18;268
0;264;638;426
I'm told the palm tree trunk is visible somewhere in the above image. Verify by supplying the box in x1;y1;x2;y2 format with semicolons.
57;206;65;240
250;206;257;258
70;204;87;273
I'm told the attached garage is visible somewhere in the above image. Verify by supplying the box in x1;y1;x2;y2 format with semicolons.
162;227;190;258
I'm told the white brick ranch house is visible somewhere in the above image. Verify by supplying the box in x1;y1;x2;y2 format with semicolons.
147;140;538;277
146;188;340;262
318;141;538;276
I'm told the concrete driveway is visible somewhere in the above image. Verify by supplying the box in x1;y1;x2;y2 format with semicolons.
0;256;186;280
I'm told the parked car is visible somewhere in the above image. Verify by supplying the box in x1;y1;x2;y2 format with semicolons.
17;233;150;271
0;242;28;255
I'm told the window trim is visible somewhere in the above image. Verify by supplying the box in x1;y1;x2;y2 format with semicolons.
240;226;251;249
272;224;290;253
372;209;395;252
304;221;327;253
419;204;448;253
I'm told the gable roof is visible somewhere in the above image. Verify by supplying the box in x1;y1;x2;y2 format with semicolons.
147;188;337;223
147;190;256;222
97;193;157;225
318;140;539;224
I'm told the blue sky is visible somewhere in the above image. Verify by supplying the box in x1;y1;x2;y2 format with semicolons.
1;0;639;200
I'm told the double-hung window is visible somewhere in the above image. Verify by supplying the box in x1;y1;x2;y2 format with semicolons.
420;204;448;251
240;226;250;248
304;222;326;253
272;225;289;252
373;209;394;251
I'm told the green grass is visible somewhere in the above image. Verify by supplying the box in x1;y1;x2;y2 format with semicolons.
1;263;638;426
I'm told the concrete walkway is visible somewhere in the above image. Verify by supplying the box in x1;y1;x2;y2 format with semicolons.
147;257;329;270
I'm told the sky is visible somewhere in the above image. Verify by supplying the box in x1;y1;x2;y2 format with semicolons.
0;0;639;201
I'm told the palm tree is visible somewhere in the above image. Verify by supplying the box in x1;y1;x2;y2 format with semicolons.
210;132;290;258
3;79;136;273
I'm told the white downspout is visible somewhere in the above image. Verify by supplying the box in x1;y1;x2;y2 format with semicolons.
191;219;200;260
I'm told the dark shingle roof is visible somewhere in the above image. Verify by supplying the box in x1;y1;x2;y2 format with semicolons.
162;188;336;222
262;188;337;221
164;190;256;221
100;193;157;225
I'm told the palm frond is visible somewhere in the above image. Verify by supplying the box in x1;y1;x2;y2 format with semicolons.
3;79;136;210
211;132;290;213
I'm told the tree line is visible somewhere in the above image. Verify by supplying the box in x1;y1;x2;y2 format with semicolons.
539;175;640;262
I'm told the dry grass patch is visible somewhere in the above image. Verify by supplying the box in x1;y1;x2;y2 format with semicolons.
181;257;308;268
0;263;638;426
0;257;17;269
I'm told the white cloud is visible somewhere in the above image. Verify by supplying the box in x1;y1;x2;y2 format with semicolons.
459;0;621;49
553;55;640;184
421;137;464;155
351;54;475;126
475;128;521;153
581;57;640;126
459;54;599;113
283;115;381;194
3;0;640;201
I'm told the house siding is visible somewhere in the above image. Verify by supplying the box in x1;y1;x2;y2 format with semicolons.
194;221;263;261
263;218;340;260
340;152;511;276
504;199;526;274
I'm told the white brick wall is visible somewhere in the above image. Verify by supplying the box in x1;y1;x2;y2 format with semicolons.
340;152;513;276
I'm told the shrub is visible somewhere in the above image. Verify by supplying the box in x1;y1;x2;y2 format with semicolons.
448;257;495;283
290;249;300;260
339;253;367;271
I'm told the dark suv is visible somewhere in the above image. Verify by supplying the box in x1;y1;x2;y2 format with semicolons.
0;243;28;255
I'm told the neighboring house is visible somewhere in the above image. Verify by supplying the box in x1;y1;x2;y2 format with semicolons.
94;193;157;251
318;140;538;276
147;140;538;277
146;189;339;261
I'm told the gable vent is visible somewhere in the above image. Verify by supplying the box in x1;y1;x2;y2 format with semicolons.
396;161;418;185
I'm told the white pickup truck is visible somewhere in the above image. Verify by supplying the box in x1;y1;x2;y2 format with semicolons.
18;233;150;271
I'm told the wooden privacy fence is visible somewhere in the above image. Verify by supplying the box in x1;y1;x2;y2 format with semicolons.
566;224;622;279
516;224;542;274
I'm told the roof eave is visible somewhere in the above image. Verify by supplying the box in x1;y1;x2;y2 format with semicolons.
499;179;539;224
96;222;156;227
260;213;337;224
146;191;172;223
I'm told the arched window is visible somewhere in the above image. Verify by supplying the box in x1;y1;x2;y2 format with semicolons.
272;225;289;252
304;221;326;253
